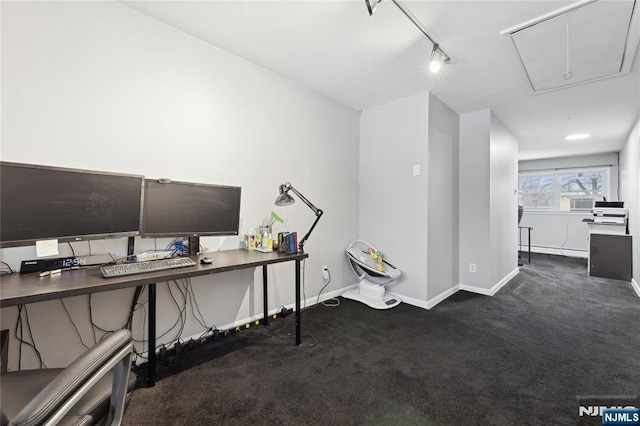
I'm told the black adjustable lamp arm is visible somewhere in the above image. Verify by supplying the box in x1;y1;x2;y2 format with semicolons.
284;183;324;252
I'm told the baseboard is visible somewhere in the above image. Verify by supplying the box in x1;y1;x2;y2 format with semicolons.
388;292;430;310
304;284;356;308
391;269;520;310
457;284;492;296
529;246;588;259
632;278;640;298
426;285;460;309
132;284;358;361
150;269;522;358
459;267;519;296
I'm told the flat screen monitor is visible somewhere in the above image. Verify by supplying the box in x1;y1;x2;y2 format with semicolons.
0;162;144;248
142;179;241;238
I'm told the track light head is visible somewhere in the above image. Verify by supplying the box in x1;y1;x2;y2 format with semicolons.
429;43;451;73
366;0;453;73
365;0;383;16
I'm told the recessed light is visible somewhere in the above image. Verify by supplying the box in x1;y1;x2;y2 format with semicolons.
565;133;590;141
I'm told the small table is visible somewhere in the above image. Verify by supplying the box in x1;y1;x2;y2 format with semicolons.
518;226;533;264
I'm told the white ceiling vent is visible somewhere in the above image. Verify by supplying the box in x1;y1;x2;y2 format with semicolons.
502;0;639;93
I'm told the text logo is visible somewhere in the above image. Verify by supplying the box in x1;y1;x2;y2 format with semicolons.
602;408;640;426
580;406;638;417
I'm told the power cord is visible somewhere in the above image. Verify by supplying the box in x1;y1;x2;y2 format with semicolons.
0;261;16;274
310;268;339;308
15;305;47;369
60;299;91;349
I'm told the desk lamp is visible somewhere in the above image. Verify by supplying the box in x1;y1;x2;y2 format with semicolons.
275;182;323;252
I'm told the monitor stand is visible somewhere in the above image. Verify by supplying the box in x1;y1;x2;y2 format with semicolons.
123;236;137;263
188;236;200;255
127;236;135;257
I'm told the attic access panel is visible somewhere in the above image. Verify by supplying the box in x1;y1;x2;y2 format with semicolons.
507;0;637;93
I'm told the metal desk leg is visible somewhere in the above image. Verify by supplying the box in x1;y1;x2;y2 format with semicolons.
295;258;301;346
147;283;156;387
518;227;522;265
1;329;8;373
527;227;532;263
262;265;268;326
518;226;533;264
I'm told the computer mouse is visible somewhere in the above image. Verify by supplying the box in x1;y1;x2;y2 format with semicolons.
200;257;213;264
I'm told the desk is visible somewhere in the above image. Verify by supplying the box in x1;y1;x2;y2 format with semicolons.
0;249;308;386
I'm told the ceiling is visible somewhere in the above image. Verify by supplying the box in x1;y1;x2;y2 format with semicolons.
508;0;636;93
121;0;640;160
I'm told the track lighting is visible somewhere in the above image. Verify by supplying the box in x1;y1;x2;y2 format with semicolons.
366;0;451;73
365;0;383;16
430;44;451;73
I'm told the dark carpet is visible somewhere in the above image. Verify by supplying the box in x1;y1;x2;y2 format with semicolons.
123;254;640;425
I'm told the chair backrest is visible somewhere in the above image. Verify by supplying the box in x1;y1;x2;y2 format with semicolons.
518;205;524;225
10;329;133;426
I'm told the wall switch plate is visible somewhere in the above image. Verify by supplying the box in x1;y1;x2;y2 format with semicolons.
413;164;421;176
469;263;477;273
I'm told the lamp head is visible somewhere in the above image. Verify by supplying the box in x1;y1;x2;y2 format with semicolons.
275;184;295;206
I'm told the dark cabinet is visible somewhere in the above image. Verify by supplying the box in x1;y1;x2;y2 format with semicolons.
589;234;632;281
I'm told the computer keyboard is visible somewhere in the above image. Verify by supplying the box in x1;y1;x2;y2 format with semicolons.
100;257;197;278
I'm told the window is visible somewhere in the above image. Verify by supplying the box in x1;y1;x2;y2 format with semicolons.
559;171;604;210
518;167;608;211
518;175;554;209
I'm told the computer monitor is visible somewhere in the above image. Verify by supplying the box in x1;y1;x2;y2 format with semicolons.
0;162;144;248
141;179;241;239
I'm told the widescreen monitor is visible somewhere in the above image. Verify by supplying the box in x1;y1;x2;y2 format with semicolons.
142;179;241;238
0;162;144;248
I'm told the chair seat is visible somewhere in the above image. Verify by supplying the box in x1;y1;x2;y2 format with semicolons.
1;329;134;426
1;367;136;425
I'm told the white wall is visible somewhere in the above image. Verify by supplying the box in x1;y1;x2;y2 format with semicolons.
459;110;492;288
459;110;519;292
0;2;359;370
359;92;460;307
489;113;519;285
618;118;640;289
359;93;430;302
427;94;459;302
518;153;620;257
517;212;592;256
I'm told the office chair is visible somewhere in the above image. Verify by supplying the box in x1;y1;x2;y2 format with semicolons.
1;329;136;426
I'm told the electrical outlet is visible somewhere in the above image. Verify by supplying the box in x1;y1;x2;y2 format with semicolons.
469;263;476;273
322;265;329;279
